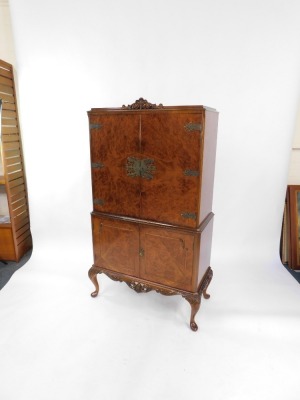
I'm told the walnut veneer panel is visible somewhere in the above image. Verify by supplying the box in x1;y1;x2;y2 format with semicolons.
89;105;218;228
140;112;201;227
92;215;140;277
139;225;195;291
90;113;141;217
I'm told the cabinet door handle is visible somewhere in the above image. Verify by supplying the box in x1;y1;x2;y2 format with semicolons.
139;248;145;257
126;157;156;180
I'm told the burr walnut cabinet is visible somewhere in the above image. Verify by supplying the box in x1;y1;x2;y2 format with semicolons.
88;98;218;331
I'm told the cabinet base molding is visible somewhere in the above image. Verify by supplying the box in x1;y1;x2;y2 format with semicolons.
88;265;213;331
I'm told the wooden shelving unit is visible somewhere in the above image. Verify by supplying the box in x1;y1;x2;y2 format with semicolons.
281;185;300;270
0;59;32;262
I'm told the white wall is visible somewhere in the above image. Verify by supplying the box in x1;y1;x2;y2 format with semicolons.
0;0;14;218
7;0;300;265
288;111;300;184
0;0;15;64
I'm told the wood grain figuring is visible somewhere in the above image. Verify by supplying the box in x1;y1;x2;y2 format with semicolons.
88;100;218;330
139;112;201;227
139;226;195;291
92;215;140;277
90;113;141;217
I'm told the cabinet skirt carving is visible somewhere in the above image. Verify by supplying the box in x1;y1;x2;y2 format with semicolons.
88;265;213;331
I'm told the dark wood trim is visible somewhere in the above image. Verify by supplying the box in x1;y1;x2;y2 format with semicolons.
91;211;214;234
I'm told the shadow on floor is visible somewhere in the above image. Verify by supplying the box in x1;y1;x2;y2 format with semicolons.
283;263;300;284
0;250;32;290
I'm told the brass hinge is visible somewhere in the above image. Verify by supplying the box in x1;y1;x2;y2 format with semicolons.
93;198;105;206
184;122;202;132
92;162;104;169
181;212;197;220
184;170;199;177
90;123;102;130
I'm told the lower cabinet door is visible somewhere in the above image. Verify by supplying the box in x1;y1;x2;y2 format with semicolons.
139;226;195;291
92;216;140;277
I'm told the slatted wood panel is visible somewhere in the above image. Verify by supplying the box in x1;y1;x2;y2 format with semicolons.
0;59;32;261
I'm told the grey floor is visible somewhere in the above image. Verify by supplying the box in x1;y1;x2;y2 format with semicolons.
0;250;32;290
1;240;300;400
282;263;300;284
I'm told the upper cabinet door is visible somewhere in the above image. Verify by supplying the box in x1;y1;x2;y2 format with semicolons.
139;112;202;227
89;113;141;218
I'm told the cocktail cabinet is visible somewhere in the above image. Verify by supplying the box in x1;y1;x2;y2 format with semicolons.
88;98;218;331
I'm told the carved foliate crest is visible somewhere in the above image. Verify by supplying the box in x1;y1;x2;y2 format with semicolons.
122;98;163;110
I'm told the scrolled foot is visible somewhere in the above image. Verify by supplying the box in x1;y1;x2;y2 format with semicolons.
190;321;198;332
201;267;213;300
88;266;100;298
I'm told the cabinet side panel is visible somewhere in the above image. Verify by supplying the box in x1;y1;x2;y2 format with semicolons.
197;217;214;288
199;110;218;223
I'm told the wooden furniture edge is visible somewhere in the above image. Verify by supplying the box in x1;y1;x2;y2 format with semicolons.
91;211;214;234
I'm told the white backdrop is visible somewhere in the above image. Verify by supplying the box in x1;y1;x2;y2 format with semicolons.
8;0;300;260
3;1;300;399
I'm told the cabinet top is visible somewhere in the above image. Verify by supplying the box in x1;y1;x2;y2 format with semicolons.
88;98;217;114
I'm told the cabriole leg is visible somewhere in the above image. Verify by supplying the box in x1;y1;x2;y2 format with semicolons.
202;267;213;300
88;266;100;297
184;294;201;332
